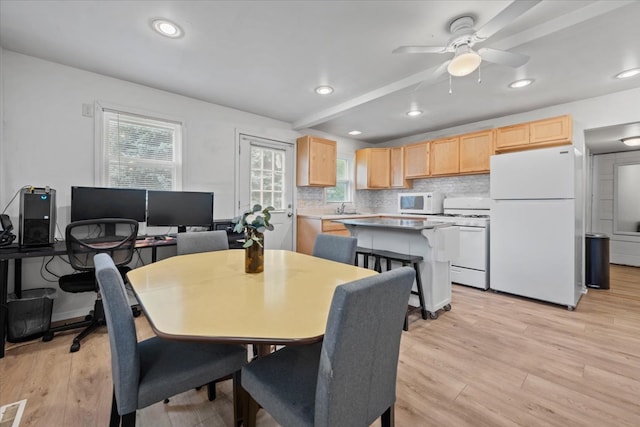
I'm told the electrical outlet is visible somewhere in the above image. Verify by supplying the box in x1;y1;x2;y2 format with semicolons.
82;103;94;118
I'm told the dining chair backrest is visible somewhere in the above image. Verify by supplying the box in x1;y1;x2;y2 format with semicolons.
94;253;140;415
312;234;358;265
314;266;414;426
177;230;229;255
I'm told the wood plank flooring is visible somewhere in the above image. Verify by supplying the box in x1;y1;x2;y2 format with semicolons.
1;264;639;427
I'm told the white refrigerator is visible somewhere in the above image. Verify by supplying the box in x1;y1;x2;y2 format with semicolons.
490;146;584;309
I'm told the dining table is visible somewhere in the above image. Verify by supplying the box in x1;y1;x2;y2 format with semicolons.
126;249;378;352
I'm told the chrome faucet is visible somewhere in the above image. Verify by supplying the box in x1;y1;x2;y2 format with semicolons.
336;202;346;214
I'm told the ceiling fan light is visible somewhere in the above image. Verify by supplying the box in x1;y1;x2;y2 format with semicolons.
621;137;640;146
447;45;481;77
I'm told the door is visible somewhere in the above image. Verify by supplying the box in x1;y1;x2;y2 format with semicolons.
238;134;294;250
490;199;576;305
490;146;575;200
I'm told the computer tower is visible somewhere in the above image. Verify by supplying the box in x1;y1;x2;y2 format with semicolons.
19;187;56;247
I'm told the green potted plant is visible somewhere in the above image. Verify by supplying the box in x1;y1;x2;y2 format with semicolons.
233;204;274;273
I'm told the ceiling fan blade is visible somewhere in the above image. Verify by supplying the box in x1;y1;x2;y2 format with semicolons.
474;0;542;41
393;45;448;54
478;47;529;68
414;61;450;92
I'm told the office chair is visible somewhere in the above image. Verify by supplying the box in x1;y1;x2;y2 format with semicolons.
312;234;358;265
241;266;415;427
94;253;247;427
48;219;138;353
176;230;229;255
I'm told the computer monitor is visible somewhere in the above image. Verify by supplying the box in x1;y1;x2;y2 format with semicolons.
70;186;147;223
146;190;214;232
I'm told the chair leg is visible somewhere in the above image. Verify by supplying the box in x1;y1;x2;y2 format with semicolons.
110;389;120;427
413;262;428;320
121;412;135;427
381;405;395;427
233;371;245;427
207;380;216;401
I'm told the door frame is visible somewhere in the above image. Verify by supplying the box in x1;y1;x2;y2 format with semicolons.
234;128;298;250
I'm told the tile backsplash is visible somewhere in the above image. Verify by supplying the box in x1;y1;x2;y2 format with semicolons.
297;174;490;214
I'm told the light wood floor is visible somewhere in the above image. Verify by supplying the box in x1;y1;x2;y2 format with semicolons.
2;264;639;427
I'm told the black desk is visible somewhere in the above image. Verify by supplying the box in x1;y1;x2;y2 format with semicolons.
0;237;177;358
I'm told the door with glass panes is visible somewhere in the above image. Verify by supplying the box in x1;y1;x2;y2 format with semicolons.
237;134;294;250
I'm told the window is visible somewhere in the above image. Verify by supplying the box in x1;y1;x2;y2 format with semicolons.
325;156;352;203
250;144;286;209
99;108;182;190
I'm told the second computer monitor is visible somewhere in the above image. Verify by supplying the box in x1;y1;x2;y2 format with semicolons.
146;190;214;232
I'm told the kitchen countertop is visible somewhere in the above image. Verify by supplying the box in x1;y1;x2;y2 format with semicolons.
333;217;450;231
296;212;430;220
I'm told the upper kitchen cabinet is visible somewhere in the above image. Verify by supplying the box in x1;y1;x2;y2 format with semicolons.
355;148;391;189
390;146;412;188
529;115;572;145
459;130;494;173
430;137;459;176
296;135;336;187
404;141;430;179
495;115;572;153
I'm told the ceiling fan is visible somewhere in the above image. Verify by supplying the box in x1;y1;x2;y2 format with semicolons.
393;0;541;81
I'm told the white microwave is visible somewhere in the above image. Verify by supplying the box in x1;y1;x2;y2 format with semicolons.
398;192;444;214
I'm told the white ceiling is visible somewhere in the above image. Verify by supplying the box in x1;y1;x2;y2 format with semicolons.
1;0;640;152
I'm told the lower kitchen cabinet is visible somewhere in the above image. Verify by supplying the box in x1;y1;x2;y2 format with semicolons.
296;217;350;255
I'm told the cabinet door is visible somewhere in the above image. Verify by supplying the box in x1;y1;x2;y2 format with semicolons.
296;217;321;255
459;130;494;173
529;115;572;145
296;136;336;186
355;148;390;189
390;147;412;188
430;137;459;176
495;124;529;151
404;141;430;178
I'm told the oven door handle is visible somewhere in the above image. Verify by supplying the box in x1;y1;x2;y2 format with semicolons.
458;226;484;231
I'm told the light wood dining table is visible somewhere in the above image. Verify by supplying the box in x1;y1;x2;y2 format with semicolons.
127;249;377;350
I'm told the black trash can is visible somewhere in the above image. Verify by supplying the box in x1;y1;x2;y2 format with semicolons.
585;233;610;289
7;288;57;342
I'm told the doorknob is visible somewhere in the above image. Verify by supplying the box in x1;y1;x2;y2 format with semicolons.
287;212;293;218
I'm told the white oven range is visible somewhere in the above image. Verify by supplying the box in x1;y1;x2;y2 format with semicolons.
426;197;490;290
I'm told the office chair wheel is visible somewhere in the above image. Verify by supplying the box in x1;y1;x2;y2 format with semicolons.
132;306;141;317
70;341;81;353
42;331;54;342
443;304;452;311
85;314;93;321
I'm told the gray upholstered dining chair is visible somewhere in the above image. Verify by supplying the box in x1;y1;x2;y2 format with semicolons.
312;234;358;265
176;230;229;255
93;253;247;427
241;266;415;427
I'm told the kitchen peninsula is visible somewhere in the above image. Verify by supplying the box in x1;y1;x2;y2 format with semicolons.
334;217;459;318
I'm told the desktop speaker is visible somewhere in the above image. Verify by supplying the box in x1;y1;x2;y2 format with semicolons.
19;187;56;247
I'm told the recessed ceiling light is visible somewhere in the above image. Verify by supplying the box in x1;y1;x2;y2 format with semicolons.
406;110;423;117
152;19;183;38
348;130;362;136
615;68;640;79
315;86;334;95
621;137;640;146
508;79;534;89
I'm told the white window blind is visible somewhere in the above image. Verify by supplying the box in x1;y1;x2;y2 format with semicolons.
101;109;182;190
325;156;352;203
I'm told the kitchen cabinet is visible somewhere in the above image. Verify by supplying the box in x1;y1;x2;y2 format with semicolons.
390;146;412;188
296;216;350;255
529;115;572;145
430;137;459;176
495;115;572;153
404;141;430;179
355;148;391;189
296;135;337;187
459;130;494;173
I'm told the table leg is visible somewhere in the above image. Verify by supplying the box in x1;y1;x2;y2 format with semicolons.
1;259;8;358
